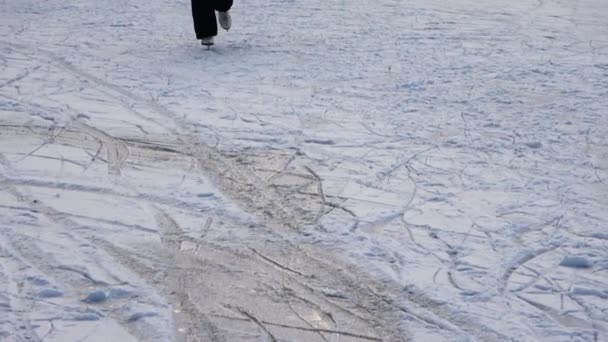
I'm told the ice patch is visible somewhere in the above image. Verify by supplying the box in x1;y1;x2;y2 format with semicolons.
590;232;608;240
304;138;336;145
559;256;593;269
27;276;50;286
571;287;608;299
37;288;63;298
83;291;108;303
196;192;215;198
72;310;103;321
524;142;543;149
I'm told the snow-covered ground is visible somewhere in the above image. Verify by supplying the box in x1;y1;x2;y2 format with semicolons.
1;0;607;340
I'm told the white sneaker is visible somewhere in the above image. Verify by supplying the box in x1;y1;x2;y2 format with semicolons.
200;36;214;46
218;11;231;31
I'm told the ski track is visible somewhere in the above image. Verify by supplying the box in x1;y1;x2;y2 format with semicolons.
1;0;608;341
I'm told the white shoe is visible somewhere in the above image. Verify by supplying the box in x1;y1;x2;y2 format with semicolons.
218;11;231;31
200;36;214;46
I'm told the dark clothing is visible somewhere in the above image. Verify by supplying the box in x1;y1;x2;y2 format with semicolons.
191;0;233;39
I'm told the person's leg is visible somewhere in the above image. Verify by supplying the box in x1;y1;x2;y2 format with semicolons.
213;0;233;12
192;0;218;39
214;0;233;31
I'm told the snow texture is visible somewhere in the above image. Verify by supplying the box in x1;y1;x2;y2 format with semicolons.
1;0;607;341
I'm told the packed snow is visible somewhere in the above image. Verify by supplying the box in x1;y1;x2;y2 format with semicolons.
1;0;607;341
